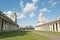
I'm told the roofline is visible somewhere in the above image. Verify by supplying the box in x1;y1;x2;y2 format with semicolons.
0;11;19;26
36;19;60;27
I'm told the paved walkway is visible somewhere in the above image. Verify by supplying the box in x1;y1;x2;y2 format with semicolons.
33;31;60;40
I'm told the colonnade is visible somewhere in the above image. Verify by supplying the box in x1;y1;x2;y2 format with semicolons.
0;18;19;32
0;11;19;32
49;22;60;31
35;20;60;31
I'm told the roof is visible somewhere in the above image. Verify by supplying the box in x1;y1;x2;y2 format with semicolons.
36;19;60;27
0;11;19;26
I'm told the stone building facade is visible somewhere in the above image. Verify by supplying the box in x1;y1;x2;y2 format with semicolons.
0;11;19;32
35;13;60;31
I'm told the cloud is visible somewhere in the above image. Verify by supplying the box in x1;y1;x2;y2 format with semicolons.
25;22;31;26
3;11;13;17
32;0;39;4
3;11;25;20
49;0;57;7
7;11;12;14
23;3;36;14
17;14;26;20
20;0;24;8
29;13;35;17
3;11;12;15
51;2;57;7
49;0;54;3
20;22;32;27
18;0;39;20
18;2;36;20
40;8;50;13
3;11;7;14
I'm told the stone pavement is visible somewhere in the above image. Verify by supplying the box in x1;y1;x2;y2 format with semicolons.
33;31;60;40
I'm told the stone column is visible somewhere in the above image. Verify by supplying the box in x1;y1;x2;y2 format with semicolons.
57;22;60;31
47;24;48;31
0;18;2;32
51;24;53;31
44;25;45;31
45;25;46;31
54;23;56;31
3;20;5;32
48;24;51;31
49;24;52;31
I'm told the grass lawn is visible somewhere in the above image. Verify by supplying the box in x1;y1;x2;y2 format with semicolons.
36;31;60;36
0;30;50;40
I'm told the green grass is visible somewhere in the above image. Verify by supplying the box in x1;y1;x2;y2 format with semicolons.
0;30;50;40
36;31;60;36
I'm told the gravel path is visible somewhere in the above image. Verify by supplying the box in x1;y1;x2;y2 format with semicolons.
33;31;60;40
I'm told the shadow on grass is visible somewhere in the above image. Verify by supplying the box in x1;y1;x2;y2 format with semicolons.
0;30;31;39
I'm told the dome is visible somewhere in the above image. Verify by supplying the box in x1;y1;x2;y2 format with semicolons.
57;15;60;20
37;13;48;25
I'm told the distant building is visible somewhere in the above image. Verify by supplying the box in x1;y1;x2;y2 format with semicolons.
35;13;60;32
0;11;19;32
20;28;34;31
20;25;34;31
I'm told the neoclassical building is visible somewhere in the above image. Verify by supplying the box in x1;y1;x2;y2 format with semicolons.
0;11;19;32
35;13;60;31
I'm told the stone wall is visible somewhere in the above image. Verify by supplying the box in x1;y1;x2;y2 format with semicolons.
0;11;19;32
0;18;2;32
0;18;18;32
35;20;60;32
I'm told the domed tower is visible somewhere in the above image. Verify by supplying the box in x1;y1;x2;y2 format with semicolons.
57;15;60;20
37;12;48;25
7;11;17;23
38;12;44;25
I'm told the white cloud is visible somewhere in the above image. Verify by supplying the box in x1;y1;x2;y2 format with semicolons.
3;11;12;15
3;11;26;20
51;2;57;7
18;0;38;20
7;11;12;14
49;0;57;7
3;11;7;14
40;8;50;13
49;0;54;3
25;22;31;26
29;13;35;17
19;22;32;27
32;0;38;4
3;11;12;17
23;3;36;14
17;14;26;20
20;0;24;8
17;12;20;16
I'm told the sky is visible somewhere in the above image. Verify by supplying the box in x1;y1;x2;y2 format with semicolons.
0;0;60;27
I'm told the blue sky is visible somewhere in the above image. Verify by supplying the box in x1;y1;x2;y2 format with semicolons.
0;0;60;27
